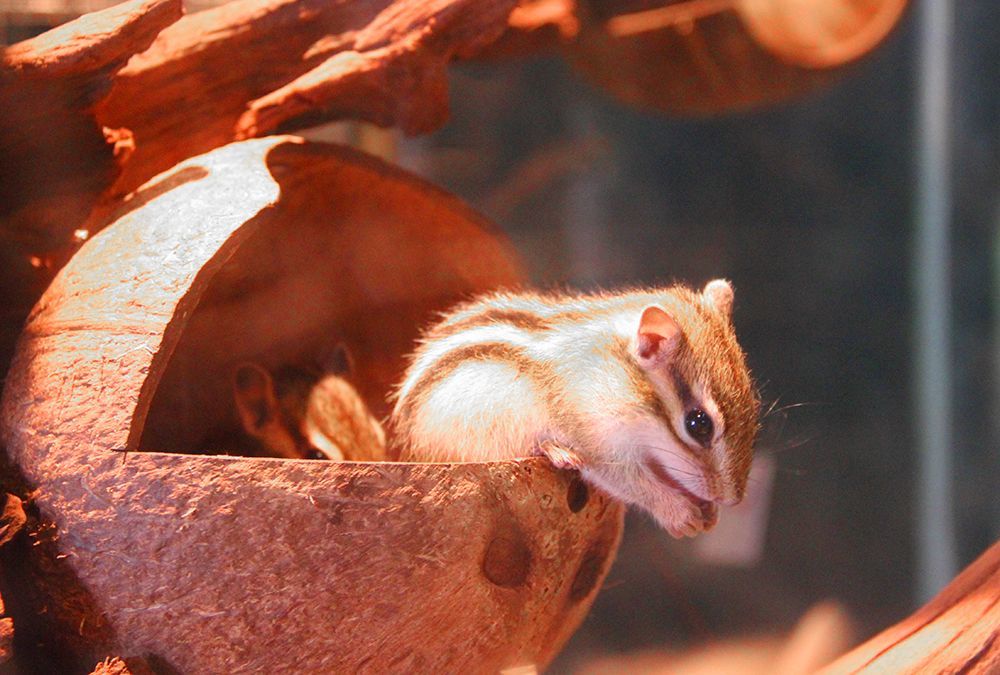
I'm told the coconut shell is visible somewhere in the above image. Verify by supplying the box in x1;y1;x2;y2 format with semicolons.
0;136;624;672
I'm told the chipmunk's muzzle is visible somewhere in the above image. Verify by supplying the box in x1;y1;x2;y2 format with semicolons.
644;456;720;535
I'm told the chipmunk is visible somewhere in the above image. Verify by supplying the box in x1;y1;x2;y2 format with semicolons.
390;280;759;538
233;346;386;462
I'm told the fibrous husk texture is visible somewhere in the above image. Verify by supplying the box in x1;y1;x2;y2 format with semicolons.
0;136;624;671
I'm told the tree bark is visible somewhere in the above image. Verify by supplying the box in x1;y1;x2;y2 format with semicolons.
95;0;518;202
0;0;182;251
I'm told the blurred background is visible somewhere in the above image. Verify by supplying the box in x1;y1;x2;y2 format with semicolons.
398;3;1000;669
2;0;998;671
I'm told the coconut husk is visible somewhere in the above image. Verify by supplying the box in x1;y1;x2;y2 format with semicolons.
0;136;624;671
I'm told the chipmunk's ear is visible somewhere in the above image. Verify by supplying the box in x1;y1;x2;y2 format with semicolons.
636;305;682;363
233;363;279;432
703;278;734;320
321;343;353;375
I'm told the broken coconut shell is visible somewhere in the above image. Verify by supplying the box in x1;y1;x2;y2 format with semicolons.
0;136;624;672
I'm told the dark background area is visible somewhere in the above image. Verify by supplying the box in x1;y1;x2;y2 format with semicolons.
397;3;999;668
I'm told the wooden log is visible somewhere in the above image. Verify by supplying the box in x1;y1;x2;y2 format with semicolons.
569;0;909;115
95;0;519;201
0;136;624;672
0;0;182;252
0;0;517;418
0;0;519;262
0;0;183;433
821;539;1000;674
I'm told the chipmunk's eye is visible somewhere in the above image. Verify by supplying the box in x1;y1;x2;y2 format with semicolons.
684;409;714;447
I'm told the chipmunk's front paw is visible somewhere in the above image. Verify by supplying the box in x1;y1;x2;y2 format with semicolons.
535;439;583;471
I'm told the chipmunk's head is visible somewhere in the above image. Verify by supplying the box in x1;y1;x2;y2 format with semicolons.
233;362;331;460
232;345;384;461
608;279;759;537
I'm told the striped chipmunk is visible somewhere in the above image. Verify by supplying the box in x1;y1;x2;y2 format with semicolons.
233;345;387;462
390;280;760;538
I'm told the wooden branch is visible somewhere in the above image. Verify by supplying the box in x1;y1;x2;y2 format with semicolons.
2;0;180;78
0;0;182;395
96;0;519;199
821;539;1000;674
0;0;516;385
472;0;575;58
476;0;909;115
0;0;182;249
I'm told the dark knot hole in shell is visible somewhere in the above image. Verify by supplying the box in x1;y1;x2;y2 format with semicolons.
482;532;532;588
566;474;589;513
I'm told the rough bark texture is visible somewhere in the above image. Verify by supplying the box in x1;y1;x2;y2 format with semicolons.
96;0;519;202
0;0;519;395
0;0;183;416
821;539;1000;674
0;136;624;672
0;0;182;244
0;0;911;388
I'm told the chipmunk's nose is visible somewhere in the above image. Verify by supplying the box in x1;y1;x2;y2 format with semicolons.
701;473;736;506
717;482;747;506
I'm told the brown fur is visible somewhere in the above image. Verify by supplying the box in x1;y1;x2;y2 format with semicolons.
392;282;760;501
234;363;386;461
393;342;548;447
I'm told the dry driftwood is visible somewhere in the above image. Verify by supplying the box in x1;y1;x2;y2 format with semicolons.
571;0;910;115
0;0;183;396
821;538;1000;674
0;0;520;420
0;0;182;252
95;0;519;202
0;0;911;281
0;0;520;264
0;136;624;672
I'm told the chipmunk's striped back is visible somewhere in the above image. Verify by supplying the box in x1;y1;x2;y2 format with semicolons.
389;282;759;538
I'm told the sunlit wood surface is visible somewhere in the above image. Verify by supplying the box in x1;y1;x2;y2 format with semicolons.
821;538;1000;674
